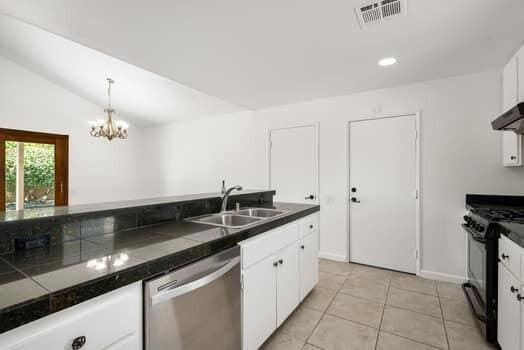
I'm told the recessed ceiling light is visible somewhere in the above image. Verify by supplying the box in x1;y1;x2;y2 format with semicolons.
378;57;397;67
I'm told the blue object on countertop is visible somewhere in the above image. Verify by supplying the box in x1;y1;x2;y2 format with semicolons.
14;234;50;250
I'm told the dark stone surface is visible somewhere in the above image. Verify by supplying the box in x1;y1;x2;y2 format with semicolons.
0;190;274;224
0;190;275;254
0;201;319;334
498;222;524;248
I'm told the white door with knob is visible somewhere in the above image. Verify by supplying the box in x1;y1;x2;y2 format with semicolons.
269;125;318;204
349;115;418;274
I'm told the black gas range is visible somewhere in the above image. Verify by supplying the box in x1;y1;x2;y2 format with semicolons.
463;194;524;344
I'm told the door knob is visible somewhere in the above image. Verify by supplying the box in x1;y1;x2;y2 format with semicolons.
72;336;86;349
305;194;315;200
351;197;360;203
351;187;357;193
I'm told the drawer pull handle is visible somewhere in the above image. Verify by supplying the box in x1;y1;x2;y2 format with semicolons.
309;224;314;229
279;259;283;265
501;253;509;260
511;286;519;294
273;261;278;267
518;294;524;302
301;245;305;250
72;336;86;349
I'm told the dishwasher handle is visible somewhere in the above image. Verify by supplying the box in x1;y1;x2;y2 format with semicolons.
151;256;240;306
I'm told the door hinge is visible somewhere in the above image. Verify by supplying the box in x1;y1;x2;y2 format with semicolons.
414;189;419;199
241;273;244;290
414;250;419;259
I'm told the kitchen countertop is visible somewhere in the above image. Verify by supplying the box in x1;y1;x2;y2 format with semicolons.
0;202;319;334
499;222;524;248
0;189;272;224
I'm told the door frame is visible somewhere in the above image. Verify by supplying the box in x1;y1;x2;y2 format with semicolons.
268;122;320;205
346;112;421;274
0;128;69;211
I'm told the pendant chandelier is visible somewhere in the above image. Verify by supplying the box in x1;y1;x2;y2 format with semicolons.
89;78;128;141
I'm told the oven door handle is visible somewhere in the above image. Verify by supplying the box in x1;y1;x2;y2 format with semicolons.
461;224;487;244
462;282;487;322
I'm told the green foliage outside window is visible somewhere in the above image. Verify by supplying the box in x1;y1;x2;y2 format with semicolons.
5;141;55;199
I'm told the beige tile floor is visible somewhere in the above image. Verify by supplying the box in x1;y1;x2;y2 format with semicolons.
261;259;496;350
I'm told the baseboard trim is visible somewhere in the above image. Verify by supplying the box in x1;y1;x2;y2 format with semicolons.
419;270;467;284
318;251;347;262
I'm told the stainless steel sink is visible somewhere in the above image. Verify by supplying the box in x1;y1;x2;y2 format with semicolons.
188;213;262;228
186;207;287;228
235;208;285;218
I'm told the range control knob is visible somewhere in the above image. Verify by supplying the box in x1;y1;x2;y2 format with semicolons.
478;226;485;233
463;215;471;223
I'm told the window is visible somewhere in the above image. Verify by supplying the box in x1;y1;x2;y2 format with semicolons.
0;128;68;211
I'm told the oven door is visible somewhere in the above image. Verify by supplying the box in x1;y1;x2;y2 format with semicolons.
462;224;488;322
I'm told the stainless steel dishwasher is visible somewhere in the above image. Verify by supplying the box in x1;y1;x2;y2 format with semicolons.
144;246;241;350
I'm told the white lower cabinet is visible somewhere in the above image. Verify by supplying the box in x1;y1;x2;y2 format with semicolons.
276;241;300;327
0;282;142;350
498;263;520;350
242;253;278;349
498;235;524;350
299;231;319;301
240;213;319;350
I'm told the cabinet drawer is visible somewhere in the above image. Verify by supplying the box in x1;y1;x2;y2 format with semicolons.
240;223;299;269
299;213;319;238
499;236;522;280
0;282;142;350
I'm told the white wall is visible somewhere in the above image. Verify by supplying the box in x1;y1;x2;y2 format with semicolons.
146;70;524;280
0;56;146;205
142;111;266;197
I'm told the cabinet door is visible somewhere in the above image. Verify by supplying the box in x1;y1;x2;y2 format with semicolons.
503;54;522;166
300;231;319;301
521;285;524;350
498;264;520;350
276;241;300;326
242;254;277;350
0;282;142;350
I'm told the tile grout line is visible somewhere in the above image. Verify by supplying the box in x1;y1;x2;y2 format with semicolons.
303;278;342;348
374;273;392;350
379;330;443;350
436;284;452;350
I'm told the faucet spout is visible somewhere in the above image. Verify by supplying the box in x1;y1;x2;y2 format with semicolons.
221;185;243;212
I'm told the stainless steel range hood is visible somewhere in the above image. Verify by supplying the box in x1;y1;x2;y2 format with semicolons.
492;102;524;134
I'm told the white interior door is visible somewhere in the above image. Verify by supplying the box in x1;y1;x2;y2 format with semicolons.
349;115;417;273
270;125;318;204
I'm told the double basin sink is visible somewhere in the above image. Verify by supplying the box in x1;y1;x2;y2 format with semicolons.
187;208;286;229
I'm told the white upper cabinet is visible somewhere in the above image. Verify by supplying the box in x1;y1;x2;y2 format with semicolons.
502;52;522;166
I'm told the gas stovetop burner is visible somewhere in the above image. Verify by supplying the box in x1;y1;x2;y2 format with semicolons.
472;208;524;223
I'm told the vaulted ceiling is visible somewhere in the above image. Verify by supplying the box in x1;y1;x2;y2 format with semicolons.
1;0;524;123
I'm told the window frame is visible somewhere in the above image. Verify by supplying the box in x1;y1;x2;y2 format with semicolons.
0;128;69;211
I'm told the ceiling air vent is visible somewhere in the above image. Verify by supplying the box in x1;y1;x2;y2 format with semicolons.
355;0;406;28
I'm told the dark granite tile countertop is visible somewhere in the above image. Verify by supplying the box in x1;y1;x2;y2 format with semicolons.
498;222;524;249
0;190;272;224
0;202;319;334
